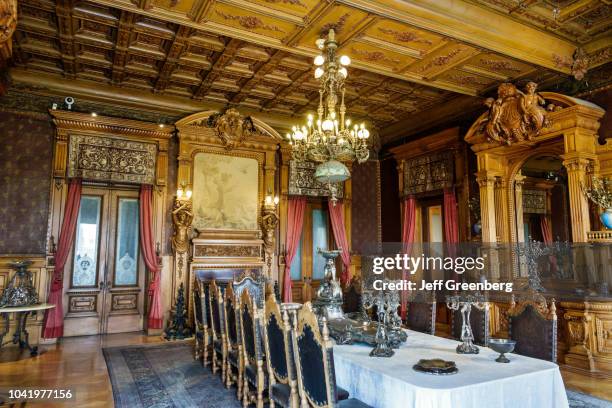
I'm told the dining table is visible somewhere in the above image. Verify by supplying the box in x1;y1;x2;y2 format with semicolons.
333;329;569;408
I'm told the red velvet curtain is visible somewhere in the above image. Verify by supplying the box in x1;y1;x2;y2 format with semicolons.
443;188;459;245
283;197;306;302
400;196;416;320
43;179;82;339
540;215;558;273
328;200;351;286
139;185;162;329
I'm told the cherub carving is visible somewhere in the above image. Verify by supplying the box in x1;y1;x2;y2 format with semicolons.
211;108;256;150
172;200;193;255
519;82;550;135
483;82;550;145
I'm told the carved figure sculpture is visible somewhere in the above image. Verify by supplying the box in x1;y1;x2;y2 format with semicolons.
172;199;193;254
483;82;550;145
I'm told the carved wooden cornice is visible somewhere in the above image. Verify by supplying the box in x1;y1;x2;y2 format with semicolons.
49;110;175;141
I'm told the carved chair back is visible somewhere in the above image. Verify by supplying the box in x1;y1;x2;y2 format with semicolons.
405;292;437;335
292;302;338;408
239;289;264;367
262;296;295;384
451;303;490;346
343;277;362;314
233;271;266;309
224;283;241;349
508;294;557;362
193;279;204;331
209;280;225;342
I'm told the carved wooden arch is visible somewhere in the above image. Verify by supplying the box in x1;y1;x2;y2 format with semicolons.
465;86;605;243
175;109;283;141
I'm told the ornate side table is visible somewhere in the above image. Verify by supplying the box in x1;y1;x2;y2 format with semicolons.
0;303;55;356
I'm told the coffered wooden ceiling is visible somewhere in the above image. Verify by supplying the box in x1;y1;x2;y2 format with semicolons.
7;0;611;142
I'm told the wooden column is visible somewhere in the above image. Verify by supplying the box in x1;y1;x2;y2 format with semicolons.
513;174;527;278
494;177;509;243
562;155;592;243
476;172;497;244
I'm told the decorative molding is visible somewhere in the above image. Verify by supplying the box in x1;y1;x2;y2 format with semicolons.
403;150;454;195
377;27;432;45
350;48;400;64
67;134;157;184
194;244;262;258
288;160;345;198
214;10;285;33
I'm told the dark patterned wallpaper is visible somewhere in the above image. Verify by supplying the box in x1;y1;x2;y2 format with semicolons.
351;160;381;255
0;110;54;254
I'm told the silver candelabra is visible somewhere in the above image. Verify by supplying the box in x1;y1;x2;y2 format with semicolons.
446;293;487;354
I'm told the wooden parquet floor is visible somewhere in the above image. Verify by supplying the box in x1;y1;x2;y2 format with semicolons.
0;333;610;407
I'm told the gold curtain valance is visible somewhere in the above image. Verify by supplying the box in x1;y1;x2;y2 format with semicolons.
287;160;344;199
403;151;454;195
68;134;157;185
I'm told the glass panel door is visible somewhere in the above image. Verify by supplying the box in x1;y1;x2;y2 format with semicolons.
312;208;329;281
72;196;102;288
114;198;139;286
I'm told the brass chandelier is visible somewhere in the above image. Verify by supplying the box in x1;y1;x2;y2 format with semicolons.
287;29;370;195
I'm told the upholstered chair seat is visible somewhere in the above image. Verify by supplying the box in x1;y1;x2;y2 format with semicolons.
246;364;268;387
337;386;350;401
271;383;292;407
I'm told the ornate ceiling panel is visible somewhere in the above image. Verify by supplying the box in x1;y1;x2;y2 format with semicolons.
467;0;611;44
8;0;609;142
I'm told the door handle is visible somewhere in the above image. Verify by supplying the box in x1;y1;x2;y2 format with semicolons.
99;281;105;290
106;280;112;289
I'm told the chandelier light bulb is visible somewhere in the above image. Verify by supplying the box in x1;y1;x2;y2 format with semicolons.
345;119;351;127
314;55;325;66
338;67;348;78
314;67;324;79
363;129;370;138
340;55;351;66
322;119;334;132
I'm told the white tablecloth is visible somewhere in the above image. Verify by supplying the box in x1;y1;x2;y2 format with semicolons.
333;330;569;408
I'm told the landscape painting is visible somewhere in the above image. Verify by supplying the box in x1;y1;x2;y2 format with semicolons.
192;153;259;231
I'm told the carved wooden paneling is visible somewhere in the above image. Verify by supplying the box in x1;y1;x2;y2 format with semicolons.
68;134;157;184
288;160;345;198
193;244;261;258
111;293;138;312
68;294;97;314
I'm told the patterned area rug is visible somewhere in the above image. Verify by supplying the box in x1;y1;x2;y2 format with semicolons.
103;342;241;408
104;342;611;408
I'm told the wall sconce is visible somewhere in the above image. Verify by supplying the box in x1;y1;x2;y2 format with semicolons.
176;183;192;200
265;194;279;207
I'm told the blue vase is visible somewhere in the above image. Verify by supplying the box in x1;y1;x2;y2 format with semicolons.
601;209;612;230
473;221;482;235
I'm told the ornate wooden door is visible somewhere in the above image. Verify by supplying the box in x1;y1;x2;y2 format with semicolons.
63;187;145;336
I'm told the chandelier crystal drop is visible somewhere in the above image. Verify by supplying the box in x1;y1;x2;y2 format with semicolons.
287;29;370;169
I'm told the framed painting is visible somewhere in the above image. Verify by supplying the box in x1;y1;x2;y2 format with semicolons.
192;152;259;231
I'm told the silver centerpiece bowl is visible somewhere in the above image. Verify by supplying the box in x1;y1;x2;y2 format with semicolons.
489;338;516;363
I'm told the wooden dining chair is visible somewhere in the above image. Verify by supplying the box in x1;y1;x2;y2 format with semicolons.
240;289;267;408
209;280;228;380
508;292;558;362
451;303;490;346
192;278;207;363
223;282;243;397
405;292;437;335
291;302;372;408
263;294;298;408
